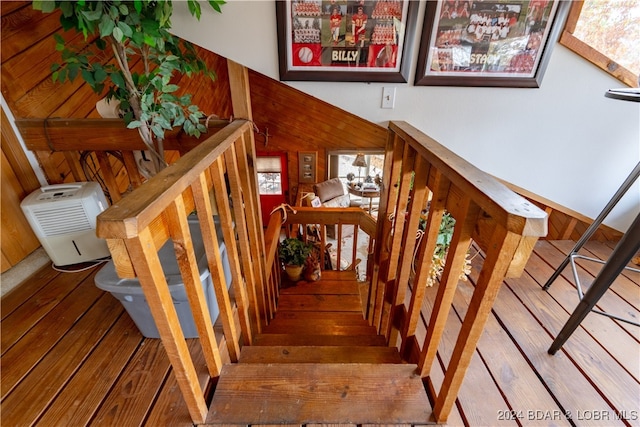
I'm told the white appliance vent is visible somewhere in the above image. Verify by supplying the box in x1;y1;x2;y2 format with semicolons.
32;204;92;236
21;182;111;266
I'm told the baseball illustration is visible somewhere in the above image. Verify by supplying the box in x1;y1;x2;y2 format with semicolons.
298;47;313;63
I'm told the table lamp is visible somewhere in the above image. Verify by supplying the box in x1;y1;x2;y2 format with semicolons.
352;152;367;184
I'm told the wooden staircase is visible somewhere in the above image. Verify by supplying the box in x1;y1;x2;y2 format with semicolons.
204;270;433;425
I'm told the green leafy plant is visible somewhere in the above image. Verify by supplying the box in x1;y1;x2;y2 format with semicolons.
418;211;471;286
32;0;225;174
279;238;313;267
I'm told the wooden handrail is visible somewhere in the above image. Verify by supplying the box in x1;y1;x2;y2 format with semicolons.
287;207;376;275
389;121;547;237
372;121;548;423
262;206;378;287
496;176;623;241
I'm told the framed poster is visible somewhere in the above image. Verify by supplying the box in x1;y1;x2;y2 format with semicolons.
415;0;569;87
298;151;317;183
276;0;419;82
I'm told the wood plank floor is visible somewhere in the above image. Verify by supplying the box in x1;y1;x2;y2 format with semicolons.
1;239;638;426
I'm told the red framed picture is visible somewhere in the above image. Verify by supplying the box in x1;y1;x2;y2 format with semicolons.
276;0;418;82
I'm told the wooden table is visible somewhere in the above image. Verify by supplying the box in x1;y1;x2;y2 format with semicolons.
347;186;380;214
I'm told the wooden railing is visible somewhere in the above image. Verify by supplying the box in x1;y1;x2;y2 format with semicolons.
95;118;546;424
370;121;547;422
96;119;266;424
263;206;378;286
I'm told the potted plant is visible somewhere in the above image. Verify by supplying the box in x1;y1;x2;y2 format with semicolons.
279;237;313;282
32;0;225;177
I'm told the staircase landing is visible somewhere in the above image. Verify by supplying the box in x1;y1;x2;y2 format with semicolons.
204;271;433;425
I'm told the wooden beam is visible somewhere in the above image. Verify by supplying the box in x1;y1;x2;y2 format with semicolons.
15;118;231;152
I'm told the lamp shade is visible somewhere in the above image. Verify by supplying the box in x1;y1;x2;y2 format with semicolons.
352;153;367;168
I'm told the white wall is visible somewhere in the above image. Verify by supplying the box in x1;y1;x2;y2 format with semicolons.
172;0;639;232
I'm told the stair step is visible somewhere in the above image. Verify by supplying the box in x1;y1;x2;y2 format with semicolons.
318;270;358;281
264;318;372;334
280;280;360;295
206;363;431;424
276;294;363;312
253;333;387;347
263;321;378;336
273;310;369;324
267;314;370;329
239;346;403;364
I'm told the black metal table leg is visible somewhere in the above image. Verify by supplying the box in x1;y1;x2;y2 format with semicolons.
548;211;640;355
543;162;640;291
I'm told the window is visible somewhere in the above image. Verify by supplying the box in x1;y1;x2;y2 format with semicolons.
256;156;283;195
559;1;639;87
327;151;385;185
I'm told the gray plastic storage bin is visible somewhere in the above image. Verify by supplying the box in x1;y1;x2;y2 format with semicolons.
95;217;231;338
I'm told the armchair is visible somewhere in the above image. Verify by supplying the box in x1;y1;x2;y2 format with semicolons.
312;178;350;238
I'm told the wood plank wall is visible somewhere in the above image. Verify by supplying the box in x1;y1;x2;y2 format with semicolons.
248;70;388;201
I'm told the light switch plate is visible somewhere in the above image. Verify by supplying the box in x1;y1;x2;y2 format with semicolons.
382;87;396;109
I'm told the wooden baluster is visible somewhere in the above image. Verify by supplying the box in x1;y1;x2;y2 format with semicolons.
125;227;209;424
380;144;416;339
386;155;430;345
432;225;522;423
95;151;121;202
121;150;143;188
225;142;269;325
167;195;228;365
264;211;283;308
228;60;270;320
320;221;328;271
210;156;259;339
64;151;87;182
233;133;270;317
415;194;480;375
369;134;404;330
35;150;64;184
351;225;359;271
191;176;242;362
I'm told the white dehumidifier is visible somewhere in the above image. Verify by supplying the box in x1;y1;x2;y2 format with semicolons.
20;182;111;266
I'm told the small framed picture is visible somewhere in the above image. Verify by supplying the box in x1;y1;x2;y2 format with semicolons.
310;197;322;208
298;151;317;183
